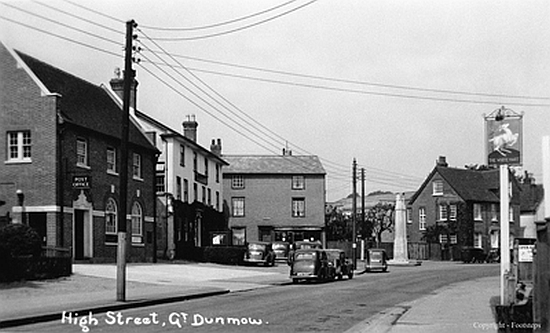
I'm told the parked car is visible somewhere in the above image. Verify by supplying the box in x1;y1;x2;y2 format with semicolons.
365;248;388;272
325;249;354;280
243;241;276;266
287;240;323;265
272;241;290;261
290;249;334;283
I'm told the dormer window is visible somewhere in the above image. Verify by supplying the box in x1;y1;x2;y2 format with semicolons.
432;180;443;196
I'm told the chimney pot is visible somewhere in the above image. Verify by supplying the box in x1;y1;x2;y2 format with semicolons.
182;114;198;142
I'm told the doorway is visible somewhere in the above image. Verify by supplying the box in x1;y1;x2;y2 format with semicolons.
74;209;92;259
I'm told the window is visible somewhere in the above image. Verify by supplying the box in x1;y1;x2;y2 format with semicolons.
292;198;305;217
180;144;185;166
419;207;426;230
216;164;220;183
232;197;245;217
491;204;498;221
156;175;165;193
193;152;197;171
133;153;142;179
7;131;31;162
184;179;189;202
76;138;88;167
232;175;244;189
509;205;514;222
449;205;457;221
292;176;305;190
440;234;458;244
207;188;211;206
131;202;143;237
216;191;220;211
474;233;483;249
176;177;182;200
439;204;448;221
105;198;117;234
107;147;117;173
232;227;246;245
432;180;443;196
202;186;206;203
204;157;209;177
193;183;198;202
473;203;482;221
407;208;412;224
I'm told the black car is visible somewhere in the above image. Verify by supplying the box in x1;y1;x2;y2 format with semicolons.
244;241;276;266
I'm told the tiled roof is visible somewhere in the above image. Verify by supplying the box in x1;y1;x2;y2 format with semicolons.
436;167;500;202
15;50;155;151
409;166;513;204
222;155;326;175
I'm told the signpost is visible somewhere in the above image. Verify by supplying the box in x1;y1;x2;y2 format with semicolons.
484;106;523;305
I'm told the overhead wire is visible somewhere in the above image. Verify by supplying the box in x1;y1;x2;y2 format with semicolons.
140;0;318;41
0;2;457;192
32;0;123;35
143;53;550;101
1;2;122;46
139;0;300;31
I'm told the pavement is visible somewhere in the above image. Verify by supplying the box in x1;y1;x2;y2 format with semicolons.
0;261;501;332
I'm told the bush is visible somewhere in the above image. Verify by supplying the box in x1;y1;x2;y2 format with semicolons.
0;223;42;260
203;246;246;265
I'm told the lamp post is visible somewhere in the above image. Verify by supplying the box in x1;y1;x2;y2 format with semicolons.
16;189;25;225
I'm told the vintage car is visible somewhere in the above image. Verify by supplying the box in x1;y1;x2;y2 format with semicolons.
272;241;290;261
325;249;354;280
365;248;388;272
287;240;323;265
243;241;276;266
290;248;334;283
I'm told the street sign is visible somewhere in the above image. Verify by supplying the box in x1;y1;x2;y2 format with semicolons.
72;176;91;189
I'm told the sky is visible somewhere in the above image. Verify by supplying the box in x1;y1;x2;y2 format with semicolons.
1;0;549;202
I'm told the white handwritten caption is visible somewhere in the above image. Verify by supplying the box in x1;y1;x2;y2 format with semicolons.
61;311;268;332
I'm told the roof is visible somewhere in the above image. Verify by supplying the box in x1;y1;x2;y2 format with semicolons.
14;50;156;152
222;155;326;175
134;109;228;165
409;166;515;204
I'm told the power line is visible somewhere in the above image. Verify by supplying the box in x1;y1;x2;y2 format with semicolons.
140;0;300;31
148;53;550;101
1;2;121;46
140;0;318;41
62;0;125;24
32;0;123;35
0;15;122;58
141;62;549;107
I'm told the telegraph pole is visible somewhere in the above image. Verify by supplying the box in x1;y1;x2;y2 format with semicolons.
352;159;357;269
361;168;365;261
117;19;136;302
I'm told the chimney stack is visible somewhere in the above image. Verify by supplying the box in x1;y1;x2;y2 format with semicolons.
436;156;448;167
210;138;222;156
109;67;138;109
182;115;198;142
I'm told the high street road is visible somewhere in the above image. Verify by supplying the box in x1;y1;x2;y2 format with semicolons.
11;262;498;333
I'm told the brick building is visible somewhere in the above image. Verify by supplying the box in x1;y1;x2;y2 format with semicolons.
0;43;158;262
407;156;521;260
223;152;326;245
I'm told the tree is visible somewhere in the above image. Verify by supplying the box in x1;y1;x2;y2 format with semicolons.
366;203;394;247
325;206;351;241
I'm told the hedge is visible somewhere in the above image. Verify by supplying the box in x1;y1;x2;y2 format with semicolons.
203;246;246;265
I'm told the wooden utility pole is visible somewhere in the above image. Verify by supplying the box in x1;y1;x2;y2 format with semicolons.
352;159;357;269
117;19;135;302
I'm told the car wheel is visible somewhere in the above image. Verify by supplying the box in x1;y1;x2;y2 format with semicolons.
348;272;353;279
